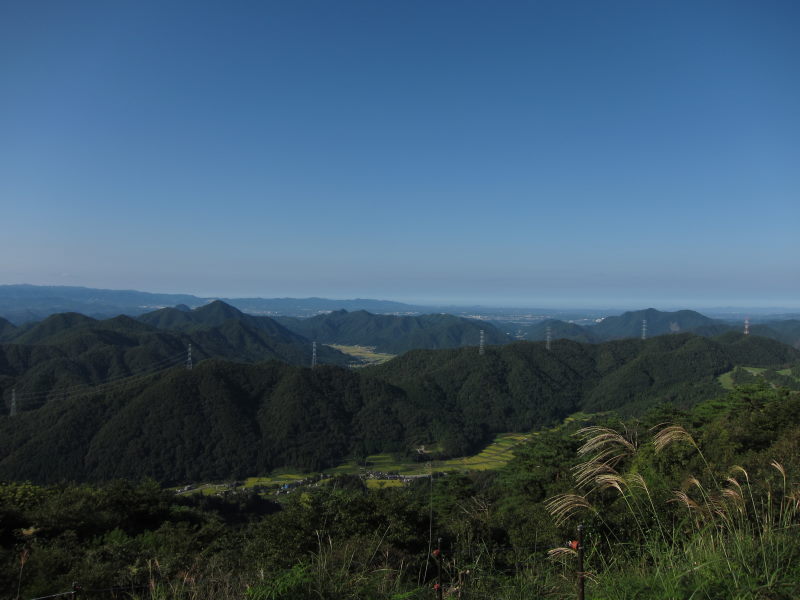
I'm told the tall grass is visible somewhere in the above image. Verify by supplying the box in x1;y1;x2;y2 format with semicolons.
545;423;800;599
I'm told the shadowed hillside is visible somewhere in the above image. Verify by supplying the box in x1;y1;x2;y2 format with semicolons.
0;332;796;483
275;309;509;353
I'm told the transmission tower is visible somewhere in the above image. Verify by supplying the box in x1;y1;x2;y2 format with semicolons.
744;318;750;336
479;330;485;356
546;325;552;351
10;388;16;417
186;343;193;370
311;341;318;367
641;319;647;341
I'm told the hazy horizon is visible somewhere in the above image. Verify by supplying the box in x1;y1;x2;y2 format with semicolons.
2;281;799;313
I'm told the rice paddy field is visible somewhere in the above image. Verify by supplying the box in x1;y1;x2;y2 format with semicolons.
328;344;396;366
227;432;533;493
718;366;767;389
179;415;604;496
718;365;798;390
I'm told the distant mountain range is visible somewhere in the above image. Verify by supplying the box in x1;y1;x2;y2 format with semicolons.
3;285;800;354
3;291;800;484
516;308;800;349
0;301;349;412
0;285;429;324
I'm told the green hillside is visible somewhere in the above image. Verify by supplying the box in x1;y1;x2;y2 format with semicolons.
0;317;16;342
517;310;800;349
3;385;799;600
0;305;349;412
591;308;719;339
1;332;797;484
275;309;509;354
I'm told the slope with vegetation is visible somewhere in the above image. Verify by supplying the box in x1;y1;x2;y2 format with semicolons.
519;307;800;349
2;383;798;599
1;331;797;484
0;302;348;412
275;309;509;354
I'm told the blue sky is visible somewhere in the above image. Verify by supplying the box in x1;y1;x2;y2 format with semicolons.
1;1;798;307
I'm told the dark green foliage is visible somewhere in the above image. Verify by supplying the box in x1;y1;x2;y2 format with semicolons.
750;319;800;348
0;302;350;413
715;330;800;364
275;309;509;353
1;386;799;599
592;308;718;339
1;329;798;484
517;310;800;350
0;317;17;342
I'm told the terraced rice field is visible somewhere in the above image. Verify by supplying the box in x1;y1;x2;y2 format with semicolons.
244;473;307;488
233;432;533;491
718;366;767;390
718;370;734;390
439;432;530;471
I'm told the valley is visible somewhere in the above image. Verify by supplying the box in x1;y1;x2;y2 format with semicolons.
2;297;799;599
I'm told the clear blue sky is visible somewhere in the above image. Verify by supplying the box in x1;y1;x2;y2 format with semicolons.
1;0;798;308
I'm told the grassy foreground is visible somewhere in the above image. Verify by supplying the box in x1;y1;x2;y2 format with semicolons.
4;385;800;599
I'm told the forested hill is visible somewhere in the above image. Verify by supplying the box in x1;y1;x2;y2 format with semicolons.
0;317;17;340
138;300;312;344
518;308;720;342
0;332;797;484
0;307;348;411
367;332;800;417
592;308;719;338
275;310;509;353
748;319;800;348
519;308;800;348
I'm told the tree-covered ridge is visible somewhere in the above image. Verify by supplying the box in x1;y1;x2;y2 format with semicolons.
518;308;800;348
0;305;349;412
1;332;797;484
275;309;509;354
369;333;799;417
2;384;798;599
0;317;17;341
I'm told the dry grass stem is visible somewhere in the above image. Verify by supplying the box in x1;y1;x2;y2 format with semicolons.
545;493;592;525
546;547;577;560
576;426;636;457
651;424;698;454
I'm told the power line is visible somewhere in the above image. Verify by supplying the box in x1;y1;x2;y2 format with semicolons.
3;352;186;413
479;330;485;356
4;350;187;404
